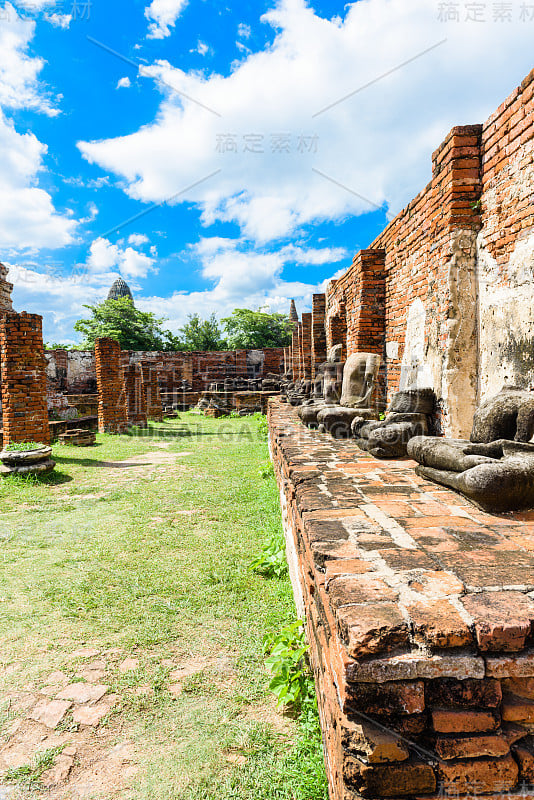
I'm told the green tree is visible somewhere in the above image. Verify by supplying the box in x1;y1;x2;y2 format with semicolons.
177;313;226;351
74;297;180;351
222;308;293;349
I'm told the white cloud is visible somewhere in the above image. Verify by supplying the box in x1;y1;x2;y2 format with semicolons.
79;0;534;243
128;233;149;246
12;0;56;8
145;0;188;39
87;237;157;279
0;4;76;251
116;76;131;89
191;40;209;56
45;12;71;28
237;23;251;39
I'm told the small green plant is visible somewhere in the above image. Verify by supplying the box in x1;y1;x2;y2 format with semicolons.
471;199;482;211
259;463;274;479
256;416;268;440
250;530;288;579
263;620;314;711
5;441;46;452
4;745;65;788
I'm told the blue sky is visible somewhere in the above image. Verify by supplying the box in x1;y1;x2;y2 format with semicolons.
1;0;533;343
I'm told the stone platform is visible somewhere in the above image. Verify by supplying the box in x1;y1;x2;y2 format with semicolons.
268;399;534;800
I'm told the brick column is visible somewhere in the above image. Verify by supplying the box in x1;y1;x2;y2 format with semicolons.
328;303;347;362
123;363;148;427
142;363;163;421
346;249;386;356
95;338;128;434
0;312;50;446
301;312;312;379
297;322;303;380
311;294;326;376
291;330;299;380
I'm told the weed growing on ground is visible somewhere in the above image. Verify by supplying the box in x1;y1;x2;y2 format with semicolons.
4;746;65;789
263;620;313;711
250;530;288;578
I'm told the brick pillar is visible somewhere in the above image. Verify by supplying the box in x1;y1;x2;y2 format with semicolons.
311;294;326;377
301;312;312;379
297;322;303;380
346;249;386;356
0;312;50;446
95;338;128;434
291;326;299;381
329;303;347;362
123;363;148;427
142;363;163;421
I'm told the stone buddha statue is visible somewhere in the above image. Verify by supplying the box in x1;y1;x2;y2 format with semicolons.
316;353;381;438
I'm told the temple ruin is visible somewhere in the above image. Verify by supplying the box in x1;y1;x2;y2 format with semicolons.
0;66;533;800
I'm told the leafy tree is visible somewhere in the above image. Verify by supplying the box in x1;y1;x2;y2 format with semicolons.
74;297;180;351
177;313;226;351
222;308;293;349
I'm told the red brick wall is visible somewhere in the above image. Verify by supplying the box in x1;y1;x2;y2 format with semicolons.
476;69;534;398
301;312;312;379
323;70;534;434
123;363;148;427
141;362;163;421
94;338;128;434
0;312;50;446
311;293;326;376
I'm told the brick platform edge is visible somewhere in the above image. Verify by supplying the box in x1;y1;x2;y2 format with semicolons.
268;399;534;800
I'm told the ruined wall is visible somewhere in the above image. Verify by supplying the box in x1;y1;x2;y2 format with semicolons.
123;363;148;427
0;312;50;446
45;347;284;397
477;71;534;398
324;69;533;436
0;263;13;311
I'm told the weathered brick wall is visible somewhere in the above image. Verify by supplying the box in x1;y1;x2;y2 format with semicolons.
0;263;13;311
0;312;50;446
311;293;327;376
123;363;148;427
324;70;533;437
94;338;128;434
46;347;285;399
477;70;534;398
141;363;163;421
269;399;534;800
301;313;312;379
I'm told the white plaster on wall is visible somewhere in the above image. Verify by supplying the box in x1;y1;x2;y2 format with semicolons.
477;229;534;400
399;298;433;391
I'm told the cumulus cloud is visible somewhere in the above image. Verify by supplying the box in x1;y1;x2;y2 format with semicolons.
116;76;131;89
128;233;150;246
79;0;534;243
45;12;71;27
145;0;188;39
0;7;76;250
87;237;157;278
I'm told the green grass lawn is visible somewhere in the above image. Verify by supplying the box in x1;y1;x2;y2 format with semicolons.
0;413;327;800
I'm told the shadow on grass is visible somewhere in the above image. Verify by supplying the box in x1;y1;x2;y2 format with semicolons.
1;469;73;486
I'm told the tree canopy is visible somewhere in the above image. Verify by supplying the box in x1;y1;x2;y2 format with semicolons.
177;314;226;351
222;308;293;349
74;297;180;351
71;300;292;352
